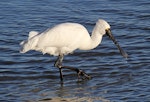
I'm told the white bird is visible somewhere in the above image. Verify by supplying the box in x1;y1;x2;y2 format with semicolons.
20;19;128;81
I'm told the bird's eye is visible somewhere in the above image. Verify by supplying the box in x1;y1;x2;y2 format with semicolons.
105;29;111;36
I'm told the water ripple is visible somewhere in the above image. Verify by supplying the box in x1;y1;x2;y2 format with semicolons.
0;0;150;102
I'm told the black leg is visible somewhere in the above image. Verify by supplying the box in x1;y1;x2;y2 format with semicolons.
59;68;63;81
61;66;91;80
54;54;64;81
54;54;91;81
54;54;63;68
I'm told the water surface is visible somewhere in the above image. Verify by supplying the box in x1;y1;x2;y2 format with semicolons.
0;0;150;102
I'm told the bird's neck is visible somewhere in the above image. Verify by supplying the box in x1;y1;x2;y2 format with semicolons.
89;26;103;49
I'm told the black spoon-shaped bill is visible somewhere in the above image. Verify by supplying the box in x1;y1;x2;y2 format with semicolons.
106;29;128;58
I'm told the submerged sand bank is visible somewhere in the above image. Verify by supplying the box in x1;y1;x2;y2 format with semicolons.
38;97;110;102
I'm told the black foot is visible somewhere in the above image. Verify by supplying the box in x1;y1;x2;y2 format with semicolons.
76;69;91;80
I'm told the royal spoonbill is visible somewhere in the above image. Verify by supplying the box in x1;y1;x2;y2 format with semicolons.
20;19;128;81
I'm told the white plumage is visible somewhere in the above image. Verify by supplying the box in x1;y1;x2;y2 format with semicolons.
20;19;110;56
20;19;128;81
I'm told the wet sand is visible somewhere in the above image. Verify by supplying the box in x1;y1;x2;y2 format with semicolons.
38;97;110;102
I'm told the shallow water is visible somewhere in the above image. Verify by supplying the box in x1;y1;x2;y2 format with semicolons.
0;0;150;102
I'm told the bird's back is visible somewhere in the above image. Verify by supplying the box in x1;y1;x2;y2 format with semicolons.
38;23;81;45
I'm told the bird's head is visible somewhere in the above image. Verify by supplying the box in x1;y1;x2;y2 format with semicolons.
97;19;128;58
96;19;111;36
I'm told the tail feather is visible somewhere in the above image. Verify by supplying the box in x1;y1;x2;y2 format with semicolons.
20;31;40;53
28;31;39;39
20;40;26;45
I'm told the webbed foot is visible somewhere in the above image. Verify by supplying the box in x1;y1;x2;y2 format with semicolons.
77;69;91;80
